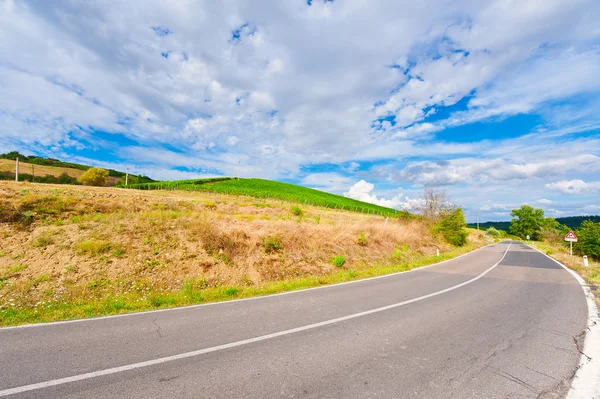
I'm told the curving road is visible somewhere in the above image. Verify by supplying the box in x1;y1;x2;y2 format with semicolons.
0;242;590;398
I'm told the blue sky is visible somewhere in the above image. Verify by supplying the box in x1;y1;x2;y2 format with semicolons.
1;0;599;221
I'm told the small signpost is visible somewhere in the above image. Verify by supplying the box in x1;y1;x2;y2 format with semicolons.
564;231;578;256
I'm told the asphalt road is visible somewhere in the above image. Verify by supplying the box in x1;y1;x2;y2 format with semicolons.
0;241;590;398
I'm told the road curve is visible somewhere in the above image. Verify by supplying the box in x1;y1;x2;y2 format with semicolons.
0;241;589;398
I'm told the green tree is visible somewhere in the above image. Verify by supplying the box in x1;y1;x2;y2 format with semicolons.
509;205;545;240
574;221;600;260
486;227;501;240
78;167;109;186
435;208;468;246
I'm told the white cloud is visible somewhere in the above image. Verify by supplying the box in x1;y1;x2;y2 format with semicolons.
545;180;600;195
344;180;409;210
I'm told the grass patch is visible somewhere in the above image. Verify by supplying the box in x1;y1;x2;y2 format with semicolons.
75;240;115;255
32;233;54;248
358;232;368;246
290;206;303;217
331;255;346;267
263;235;282;254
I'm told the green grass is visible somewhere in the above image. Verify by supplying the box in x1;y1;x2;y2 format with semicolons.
125;178;409;218
331;255;346;267
0;243;482;326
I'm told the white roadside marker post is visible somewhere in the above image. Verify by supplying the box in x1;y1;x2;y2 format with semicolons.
583;255;588;267
15;157;19;182
436;249;440;257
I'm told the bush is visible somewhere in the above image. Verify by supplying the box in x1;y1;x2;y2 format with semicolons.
434;208;468;246
574;221;600;260
78;167;109;186
486;227;501;239
262;236;282;254
358;232;368;246
290;206;303;216
331;255;345;267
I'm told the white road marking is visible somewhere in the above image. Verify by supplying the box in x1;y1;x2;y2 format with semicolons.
0;243;512;397
2;242;498;330
529;245;600;399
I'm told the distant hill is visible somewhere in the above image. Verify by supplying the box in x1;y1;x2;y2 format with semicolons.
0;151;154;186
125;177;410;218
468;216;600;231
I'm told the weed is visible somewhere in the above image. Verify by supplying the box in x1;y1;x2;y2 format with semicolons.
87;279;109;289
204;201;217;210
33;233;54;248
12;254;24;260
75;240;113;255
291;206;303;216
214;253;231;265
149;295;176;307
314;215;320;224
65;264;78;273
32;274;50;286
358;232;368;246
143;236;154;245
263;236;283;254
0;252;5;257
224;287;239;296
10;265;24;274
331;255;345;267
112;248;125;257
546;249;554;255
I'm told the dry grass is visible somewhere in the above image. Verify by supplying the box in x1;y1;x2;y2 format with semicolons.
0;181;487;325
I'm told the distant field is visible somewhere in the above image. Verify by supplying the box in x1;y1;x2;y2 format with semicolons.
125;178;409;217
0;159;83;179
0;159;120;185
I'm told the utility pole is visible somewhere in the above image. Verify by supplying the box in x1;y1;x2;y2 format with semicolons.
32;164;35;182
15;157;19;182
476;214;479;230
125;167;129;186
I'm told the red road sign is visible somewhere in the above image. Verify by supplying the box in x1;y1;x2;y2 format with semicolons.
564;231;578;242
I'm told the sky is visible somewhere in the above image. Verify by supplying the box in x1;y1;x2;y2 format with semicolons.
1;0;599;222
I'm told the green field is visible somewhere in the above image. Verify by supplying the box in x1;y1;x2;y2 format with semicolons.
123;178;409;218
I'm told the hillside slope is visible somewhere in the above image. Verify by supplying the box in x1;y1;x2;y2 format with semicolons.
126;178;408;218
0;181;485;325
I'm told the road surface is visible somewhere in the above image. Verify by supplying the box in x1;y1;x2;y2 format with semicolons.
0;242;590;398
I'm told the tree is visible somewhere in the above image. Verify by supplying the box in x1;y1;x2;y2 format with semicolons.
486;227;501;240
574;221;600;260
434;208;468;246
78;167;109;186
421;187;451;223
509;205;545;240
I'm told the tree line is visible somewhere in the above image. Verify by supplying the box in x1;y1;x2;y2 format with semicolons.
506;205;600;260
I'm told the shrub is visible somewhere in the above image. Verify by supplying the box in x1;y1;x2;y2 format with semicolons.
78;167;109;186
290;206;303;216
331;255;345;267
434;208;468;246
33;233;54;248
486;227;501;239
358;232;368;246
574;221;600;260
263;236;283;254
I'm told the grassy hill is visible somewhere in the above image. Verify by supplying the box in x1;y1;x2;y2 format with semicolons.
0;181;484;325
0;152;154;186
124;177;409;218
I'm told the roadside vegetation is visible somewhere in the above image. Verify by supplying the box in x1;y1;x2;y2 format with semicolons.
508;204;600;304
0;182;485;326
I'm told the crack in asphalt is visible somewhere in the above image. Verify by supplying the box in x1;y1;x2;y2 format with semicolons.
151;317;164;338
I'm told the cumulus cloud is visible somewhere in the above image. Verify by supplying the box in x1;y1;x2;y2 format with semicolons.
545;180;600;195
344;180;415;210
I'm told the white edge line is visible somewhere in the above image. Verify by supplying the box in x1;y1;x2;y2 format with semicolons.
528;245;600;399
0;243;512;397
1;241;504;330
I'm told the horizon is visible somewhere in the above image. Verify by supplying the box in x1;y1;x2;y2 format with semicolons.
1;1;599;222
